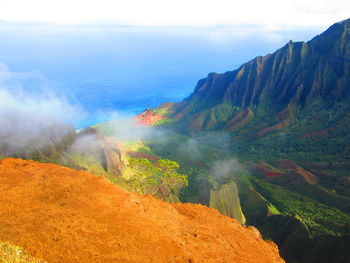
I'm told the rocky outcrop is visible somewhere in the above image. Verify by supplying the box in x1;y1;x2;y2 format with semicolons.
209;181;246;224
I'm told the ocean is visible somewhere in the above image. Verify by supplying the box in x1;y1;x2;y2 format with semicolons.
0;23;322;128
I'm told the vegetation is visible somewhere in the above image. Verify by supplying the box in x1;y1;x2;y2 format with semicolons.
253;179;350;237
0;242;46;263
126;158;188;200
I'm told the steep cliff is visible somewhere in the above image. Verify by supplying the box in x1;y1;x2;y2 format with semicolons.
166;18;350;151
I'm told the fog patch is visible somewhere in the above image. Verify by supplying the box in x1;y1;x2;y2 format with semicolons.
0;63;83;155
95;116;170;142
68;133;102;155
209;159;244;183
177;137;201;160
195;132;233;154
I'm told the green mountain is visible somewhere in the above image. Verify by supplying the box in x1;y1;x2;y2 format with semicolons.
169;19;350;139
140;18;350;263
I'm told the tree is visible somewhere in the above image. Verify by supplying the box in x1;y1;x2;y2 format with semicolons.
127;158;188;200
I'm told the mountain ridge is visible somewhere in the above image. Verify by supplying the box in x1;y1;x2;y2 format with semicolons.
164;18;350;135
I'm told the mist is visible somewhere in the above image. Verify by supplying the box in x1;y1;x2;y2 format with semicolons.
0;63;83;155
177;137;202;159
95;118;166;141
209;159;244;183
176;131;236;162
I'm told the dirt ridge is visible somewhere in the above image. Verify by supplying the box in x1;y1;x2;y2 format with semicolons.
0;158;284;263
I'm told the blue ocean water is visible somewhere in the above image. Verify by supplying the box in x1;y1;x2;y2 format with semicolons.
0;23;322;127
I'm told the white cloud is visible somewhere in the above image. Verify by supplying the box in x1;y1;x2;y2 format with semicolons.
0;63;83;154
0;0;349;27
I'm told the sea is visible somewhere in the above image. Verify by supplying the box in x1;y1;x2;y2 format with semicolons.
0;23;322;128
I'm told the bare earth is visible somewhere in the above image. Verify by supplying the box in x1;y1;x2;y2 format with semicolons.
0;158;284;263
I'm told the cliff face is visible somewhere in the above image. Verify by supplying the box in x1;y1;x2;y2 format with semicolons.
209;181;246;224
0;158;284;263
169;18;350;137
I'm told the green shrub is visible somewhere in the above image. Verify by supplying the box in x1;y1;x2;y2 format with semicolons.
127;158;188;200
0;242;46;263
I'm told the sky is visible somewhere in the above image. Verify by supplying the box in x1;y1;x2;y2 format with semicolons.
0;0;349;28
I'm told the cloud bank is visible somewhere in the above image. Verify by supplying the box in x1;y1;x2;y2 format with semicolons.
0;62;172;157
0;63;82;155
210;159;244;183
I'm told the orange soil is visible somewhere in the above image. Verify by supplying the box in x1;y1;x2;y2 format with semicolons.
127;151;159;161
229;109;253;131
300;129;329;140
251;161;284;178
301;115;350;140
257;106;292;137
0;158;284;263
192;161;209;168
135;109;165;126
274;159;299;170
257;117;291;137
262;171;284;177
275;160;316;185
227;110;245;125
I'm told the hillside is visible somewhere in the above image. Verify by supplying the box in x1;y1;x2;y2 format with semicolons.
0;158;284;263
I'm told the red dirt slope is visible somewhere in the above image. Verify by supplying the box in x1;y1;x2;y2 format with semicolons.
0;158;284;263
135;109;165;126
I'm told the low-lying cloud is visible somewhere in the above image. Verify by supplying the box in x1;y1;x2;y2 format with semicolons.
0;63;83;155
177;131;234;160
96;117;169;142
177;137;202;159
210;159;244;182
0;62;170;156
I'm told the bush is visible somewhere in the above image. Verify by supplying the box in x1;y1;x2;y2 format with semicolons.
0;242;46;263
127;158;188;200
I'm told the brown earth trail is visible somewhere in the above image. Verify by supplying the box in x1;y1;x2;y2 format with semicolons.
0;158;284;263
